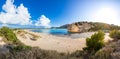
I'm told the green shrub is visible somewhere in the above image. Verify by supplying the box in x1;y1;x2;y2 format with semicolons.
109;29;120;40
84;30;105;52
0;27;18;43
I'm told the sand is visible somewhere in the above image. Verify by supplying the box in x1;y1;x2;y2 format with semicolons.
0;37;9;53
16;30;113;53
0;37;6;46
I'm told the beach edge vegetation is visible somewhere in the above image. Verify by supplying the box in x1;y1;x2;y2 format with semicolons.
84;30;105;52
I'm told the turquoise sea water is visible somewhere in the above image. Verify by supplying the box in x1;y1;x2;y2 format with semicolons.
30;29;68;35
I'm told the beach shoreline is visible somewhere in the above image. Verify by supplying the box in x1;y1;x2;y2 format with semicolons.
15;30;113;53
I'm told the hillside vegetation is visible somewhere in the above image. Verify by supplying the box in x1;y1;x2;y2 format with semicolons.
60;22;120;33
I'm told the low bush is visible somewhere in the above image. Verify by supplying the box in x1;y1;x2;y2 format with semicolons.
92;40;120;59
0;47;82;59
84;30;105;52
0;27;31;51
0;27;18;43
109;29;120;40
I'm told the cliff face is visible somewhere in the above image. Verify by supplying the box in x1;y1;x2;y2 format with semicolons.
67;22;120;33
68;24;79;33
68;22;92;33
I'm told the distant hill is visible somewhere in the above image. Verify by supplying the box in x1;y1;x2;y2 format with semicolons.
59;24;69;28
51;24;69;29
59;22;120;33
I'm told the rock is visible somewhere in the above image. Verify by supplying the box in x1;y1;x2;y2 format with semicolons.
63;21;120;33
67;22;92;33
68;24;80;33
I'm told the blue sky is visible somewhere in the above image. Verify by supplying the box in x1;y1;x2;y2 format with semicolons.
0;0;120;28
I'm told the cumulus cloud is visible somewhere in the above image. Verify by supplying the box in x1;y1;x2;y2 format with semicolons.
35;15;51;28
0;0;31;25
0;0;51;28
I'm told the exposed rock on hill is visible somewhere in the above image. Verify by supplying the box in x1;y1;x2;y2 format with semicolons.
67;24;79;33
66;22;120;33
68;22;92;33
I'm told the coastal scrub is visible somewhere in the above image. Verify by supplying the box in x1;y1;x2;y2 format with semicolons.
109;29;120;40
84;30;105;52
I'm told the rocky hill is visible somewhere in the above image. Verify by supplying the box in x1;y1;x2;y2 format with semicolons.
60;22;120;33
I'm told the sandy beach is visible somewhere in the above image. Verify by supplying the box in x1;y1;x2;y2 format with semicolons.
16;30;113;53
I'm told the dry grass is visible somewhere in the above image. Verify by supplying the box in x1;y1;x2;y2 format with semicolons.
0;47;82;59
92;40;120;59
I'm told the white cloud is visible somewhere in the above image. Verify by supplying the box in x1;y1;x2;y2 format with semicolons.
0;0;32;25
0;0;51;28
35;15;51;28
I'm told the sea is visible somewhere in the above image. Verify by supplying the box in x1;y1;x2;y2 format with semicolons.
30;28;68;35
29;28;94;38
